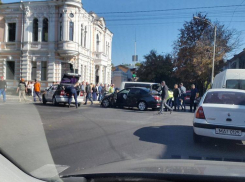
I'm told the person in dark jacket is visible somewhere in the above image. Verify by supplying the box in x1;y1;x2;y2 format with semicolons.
190;84;199;112
173;84;181;111
84;82;93;105
158;81;173;114
66;82;79;108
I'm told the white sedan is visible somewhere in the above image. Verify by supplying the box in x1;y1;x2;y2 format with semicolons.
193;89;245;143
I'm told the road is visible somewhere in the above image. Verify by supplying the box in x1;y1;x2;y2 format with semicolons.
1;101;245;177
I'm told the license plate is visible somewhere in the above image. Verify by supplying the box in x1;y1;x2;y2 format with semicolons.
215;128;242;136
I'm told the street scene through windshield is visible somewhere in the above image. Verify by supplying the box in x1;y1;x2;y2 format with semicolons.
1;0;245;181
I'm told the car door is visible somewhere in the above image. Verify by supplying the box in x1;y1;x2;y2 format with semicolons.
127;88;141;107
47;86;58;101
116;88;130;106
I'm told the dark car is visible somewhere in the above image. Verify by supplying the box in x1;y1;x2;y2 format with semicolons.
101;87;162;111
184;90;191;105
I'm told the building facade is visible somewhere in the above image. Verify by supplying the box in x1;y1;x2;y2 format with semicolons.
225;49;245;69
0;0;113;90
111;65;133;89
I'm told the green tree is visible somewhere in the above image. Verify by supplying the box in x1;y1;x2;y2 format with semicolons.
135;62;142;67
173;13;240;94
137;50;177;87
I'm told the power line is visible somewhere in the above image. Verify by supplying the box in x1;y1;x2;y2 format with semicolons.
96;4;245;14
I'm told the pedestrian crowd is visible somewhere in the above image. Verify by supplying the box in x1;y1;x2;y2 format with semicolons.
158;81;199;114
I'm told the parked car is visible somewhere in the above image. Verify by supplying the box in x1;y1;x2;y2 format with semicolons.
101;87;161;111
193;89;245;143
120;82;160;91
184;90;191;105
42;73;84;106
212;69;245;90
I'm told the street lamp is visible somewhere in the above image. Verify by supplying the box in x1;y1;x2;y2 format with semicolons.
194;16;216;85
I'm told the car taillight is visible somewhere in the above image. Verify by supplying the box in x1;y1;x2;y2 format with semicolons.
60;90;65;96
153;96;161;101
196;106;206;119
80;91;84;96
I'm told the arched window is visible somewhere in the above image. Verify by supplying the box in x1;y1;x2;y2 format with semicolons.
96;34;100;52
69;22;74;41
42;18;48;42
84;26;87;48
32;18;38;42
81;24;83;46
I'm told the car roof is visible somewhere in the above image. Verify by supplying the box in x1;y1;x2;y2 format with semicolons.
123;82;159;85
206;88;245;93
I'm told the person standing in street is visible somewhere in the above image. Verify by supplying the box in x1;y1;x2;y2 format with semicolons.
92;84;97;101
190;84;199;112
80;81;85;100
27;81;32;96
66;82;79;108
158;81;173;114
33;79;42;102
17;78;27;102
173;84;181;111
84;82;93;105
179;83;186;111
0;76;7;103
98;84;102;101
108;84;115;93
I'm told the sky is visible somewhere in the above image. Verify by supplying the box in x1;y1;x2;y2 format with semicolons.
2;0;245;66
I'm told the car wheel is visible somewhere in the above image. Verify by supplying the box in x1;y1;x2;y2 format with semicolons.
102;99;110;108
138;101;147;111
193;131;202;143
78;103;81;107
42;95;47;105
52;97;58;106
152;108;157;111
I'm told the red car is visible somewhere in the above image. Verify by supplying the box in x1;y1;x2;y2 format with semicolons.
184;90;191;105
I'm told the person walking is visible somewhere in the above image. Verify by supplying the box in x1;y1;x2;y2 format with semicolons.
173;84;181;111
98;84;102;101
92;84;97;101
33;79;42;102
158;81;173;114
84;82;93;105
66;82;79;108
80;81;85;100
179;83;186;111
0;76;7;103
190;84;199;112
17;78;27;102
108;84;115;93
27;81;32;96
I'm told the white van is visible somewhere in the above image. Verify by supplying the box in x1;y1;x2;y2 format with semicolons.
120;82;160;91
212;69;245;90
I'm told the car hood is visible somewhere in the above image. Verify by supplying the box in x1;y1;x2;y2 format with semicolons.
64;159;245;177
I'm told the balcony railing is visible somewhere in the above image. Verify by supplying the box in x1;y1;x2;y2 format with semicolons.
0;42;21;51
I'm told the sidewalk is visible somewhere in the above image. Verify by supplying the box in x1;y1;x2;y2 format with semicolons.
0;95;101;105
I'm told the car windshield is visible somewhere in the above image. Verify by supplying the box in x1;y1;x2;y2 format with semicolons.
1;0;245;181
204;91;245;106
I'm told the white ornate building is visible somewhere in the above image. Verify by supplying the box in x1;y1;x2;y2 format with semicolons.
0;0;113;90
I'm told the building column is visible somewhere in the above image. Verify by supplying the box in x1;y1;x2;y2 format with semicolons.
47;56;55;82
38;18;42;42
99;65;103;84
63;10;68;41
49;12;55;49
36;61;41;81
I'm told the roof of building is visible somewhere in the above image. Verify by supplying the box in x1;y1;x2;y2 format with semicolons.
227;49;245;62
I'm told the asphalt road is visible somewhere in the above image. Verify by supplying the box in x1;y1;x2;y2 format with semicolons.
1;101;245;177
